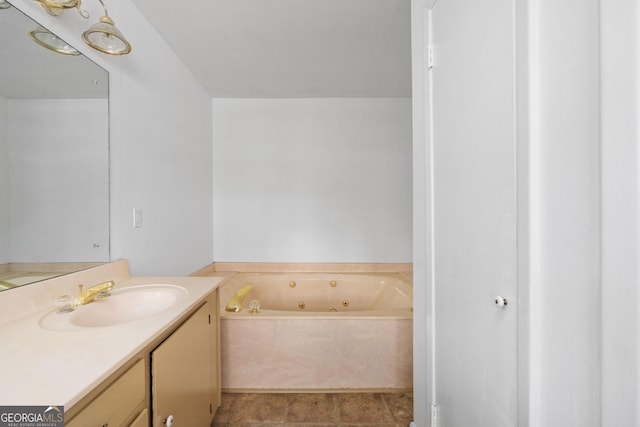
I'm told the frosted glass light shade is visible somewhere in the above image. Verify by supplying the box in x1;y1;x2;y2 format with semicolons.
29;26;80;55
82;15;131;55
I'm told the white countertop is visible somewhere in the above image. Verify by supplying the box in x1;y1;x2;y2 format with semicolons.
0;260;227;410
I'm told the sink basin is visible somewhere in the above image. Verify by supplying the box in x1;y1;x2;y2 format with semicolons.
40;284;188;330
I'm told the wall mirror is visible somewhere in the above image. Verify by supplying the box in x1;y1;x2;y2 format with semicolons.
0;2;109;291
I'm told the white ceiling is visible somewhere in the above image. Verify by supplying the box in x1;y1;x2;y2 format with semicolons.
130;0;412;98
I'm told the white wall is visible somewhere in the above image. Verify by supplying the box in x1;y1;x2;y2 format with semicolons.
9;0;214;276
0;96;8;264
7;99;109;262
600;0;640;424
107;3;214;276
212;98;412;263
533;1;602;425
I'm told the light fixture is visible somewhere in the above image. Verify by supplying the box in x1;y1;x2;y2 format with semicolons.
0;0;11;9
29;26;80;55
33;0;88;17
82;0;131;55
30;0;131;55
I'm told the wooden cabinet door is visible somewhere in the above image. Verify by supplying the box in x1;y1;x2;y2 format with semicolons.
152;302;212;427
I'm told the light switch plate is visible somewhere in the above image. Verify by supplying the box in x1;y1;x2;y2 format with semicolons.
133;208;142;228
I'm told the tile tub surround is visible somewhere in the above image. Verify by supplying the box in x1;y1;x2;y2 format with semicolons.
212;392;413;426
193;262;413;276
0;259;227;409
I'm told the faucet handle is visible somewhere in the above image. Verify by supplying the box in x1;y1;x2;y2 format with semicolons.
77;284;84;295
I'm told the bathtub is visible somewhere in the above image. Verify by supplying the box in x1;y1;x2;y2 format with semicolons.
219;272;413;391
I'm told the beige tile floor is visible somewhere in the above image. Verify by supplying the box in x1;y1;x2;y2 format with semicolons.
212;392;413;427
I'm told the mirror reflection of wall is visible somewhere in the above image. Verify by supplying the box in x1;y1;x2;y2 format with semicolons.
0;2;109;290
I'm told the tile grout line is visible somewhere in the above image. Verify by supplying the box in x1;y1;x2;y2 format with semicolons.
379;393;396;423
283;393;290;425
229;393;238;424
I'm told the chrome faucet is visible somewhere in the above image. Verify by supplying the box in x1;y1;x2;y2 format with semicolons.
225;284;253;312
74;280;115;306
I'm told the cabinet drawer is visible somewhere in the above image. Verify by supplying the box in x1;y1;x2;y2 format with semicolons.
129;408;149;427
67;359;146;427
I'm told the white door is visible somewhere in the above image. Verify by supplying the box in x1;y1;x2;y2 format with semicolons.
430;0;517;425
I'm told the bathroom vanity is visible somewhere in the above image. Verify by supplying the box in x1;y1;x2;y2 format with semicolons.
66;294;217;426
0;260;228;427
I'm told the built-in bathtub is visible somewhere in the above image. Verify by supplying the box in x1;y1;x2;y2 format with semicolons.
219;272;413;392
